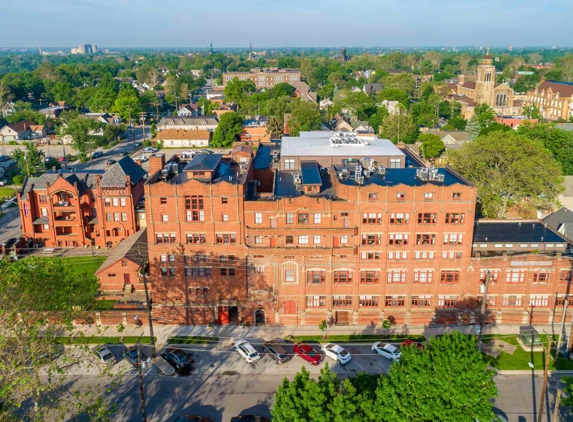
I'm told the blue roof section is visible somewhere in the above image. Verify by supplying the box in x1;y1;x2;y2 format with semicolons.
184;154;222;172
337;167;470;187
301;161;322;185
473;222;568;243
254;143;274;170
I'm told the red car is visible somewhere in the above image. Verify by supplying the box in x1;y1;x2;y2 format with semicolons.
293;343;322;365
401;339;425;350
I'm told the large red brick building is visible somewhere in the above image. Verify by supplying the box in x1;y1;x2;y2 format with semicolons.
18;157;147;248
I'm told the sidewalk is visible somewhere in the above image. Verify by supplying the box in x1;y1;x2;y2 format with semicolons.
71;322;566;348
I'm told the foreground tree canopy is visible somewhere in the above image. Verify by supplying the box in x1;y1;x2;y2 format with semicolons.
450;131;563;218
272;332;497;422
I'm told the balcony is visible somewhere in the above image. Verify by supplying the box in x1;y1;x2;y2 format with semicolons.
54;217;78;227
53;201;75;211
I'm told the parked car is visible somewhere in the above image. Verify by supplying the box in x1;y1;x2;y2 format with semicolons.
43;156;55;163
174;417;214;422
230;416;270;422
134;141;142;147
0;155;11;162
181;150;196;160
106;159;117;165
293;343;321;365
233;340;260;364
92;151;104;159
119;151;128;157
372;342;401;362
161;347;194;373
401;339;425;350
0;178;7;186
321;343;351;365
134;155;148;162
142;147;158;153
58;156;67;163
122;346;151;368
262;340;290;364
94;347;117;366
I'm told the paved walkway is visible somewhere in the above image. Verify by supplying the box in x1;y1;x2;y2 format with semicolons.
72;322;567;347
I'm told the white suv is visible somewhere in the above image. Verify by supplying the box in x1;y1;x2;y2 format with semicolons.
372;342;401;362
234;340;261;363
321;343;351;365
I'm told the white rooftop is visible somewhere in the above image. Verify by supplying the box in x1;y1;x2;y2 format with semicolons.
281;131;405;158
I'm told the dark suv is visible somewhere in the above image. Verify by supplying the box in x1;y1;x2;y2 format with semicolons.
262;340;289;364
161;347;194;374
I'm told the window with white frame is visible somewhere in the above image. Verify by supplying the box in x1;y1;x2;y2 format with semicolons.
415;251;435;260
255;213;263;224
424;192;434;200
502;295;522;307
442;251;462;259
390;213;409;224
286;213;294;224
254;236;263;245
414;270;433;283
314;213;321;224
529;295;549;307
437;295;458;308
390;158;401;168
388;251;408;260
389;233;408;245
284;159;295;169
340;235;348;244
506;270;525;283
443;233;463;244
298;236;309;245
313;236;321;245
222;214;229;222
120;197;126;207
387;270;406;283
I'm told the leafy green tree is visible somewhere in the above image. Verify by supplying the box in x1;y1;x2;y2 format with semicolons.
418;133;445;159
479;122;511;136
49;81;74;103
87;86;117;112
5;109;45;125
224;78;256;104
211;111;244;147
381;112;418;144
517;123;573;175
267;115;284;138
381;73;416;94
62;117;103;155
378;88;409;107
465;115;481;140
522;103;543;120
513;73;540;93
475;104;496;128
368;106;389;134
103;124;123;144
111;89;142;121
288;101;322;136
450;131;563;217
562;376;573;407
12;141;45;176
375;332;497;422
273;83;296;98
0;257;116;421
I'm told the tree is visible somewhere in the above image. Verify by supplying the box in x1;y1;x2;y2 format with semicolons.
211;111;244;147
368;106;389;134
475;104;496;128
0;79;14;105
288;101;322;136
267;115;284;138
465;115;481;140
5;109;45;125
224;78;256;104
12;141;45;176
556;54;573;82
378;88;409;107
273;83;296;98
111;90;141;121
375;332;497;422
529;53;543;65
103;124;123;144
449;131;563;218
63;117;103;156
381;73;416;94
479;122;511;136
418;133;445;160
0;257;116;421
561;376;573;407
517;123;573;175
522;103;543;120
381;112;418;144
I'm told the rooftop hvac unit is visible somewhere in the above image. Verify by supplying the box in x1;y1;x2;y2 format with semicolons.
294;174;302;184
364;170;370;178
356;176;365;185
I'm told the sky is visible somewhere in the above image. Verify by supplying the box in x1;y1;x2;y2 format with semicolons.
2;0;573;48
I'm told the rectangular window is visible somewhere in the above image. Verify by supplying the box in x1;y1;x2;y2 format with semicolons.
389;234;408;245
442;251;463;259
285;159;295;169
286;235;294;244
503;295;522;307
286;213;294;224
361;251;381;260
532;271;550;283
43;224;49;230
222;214;229;222
415;251;435;260
361;271;379;284
122;212;127;222
298;236;309;245
41;208;48;217
362;213;382;224
440;271;460;283
306;296;326;307
385;296;405;307
416;234;436;245
254;236;263;245
362;234;381;245
411;295;432;307
390;158;401;169
529;295;549;307
396;192;405;201
314;213;321;224
417;213;437;224
39;194;46;203
162;214;168;222
340;235;348;244
313;236;321;245
445;213;465;224
255;213;263;224
160;197;167;205
186;233;206;244
114;213;120;222
307;271;326;284
191;267;212;277
424;192;434;200
443;234;463;244
113;198;119;206
368;193;378;201
221;197;228;205
216;233;236;244
120;198;126;207
359;295;379;307
334;271;352;283
298;213;308;224
390;213;409;224
414;270;433;283
332;295;352;307
388;251;408;260
387;270;406;283
285;270;295;283
506;270;525;283
438;295;458;308
106;212;112;222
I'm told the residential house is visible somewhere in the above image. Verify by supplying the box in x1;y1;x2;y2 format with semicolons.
543;207;573;241
351;121;374;134
95;229;148;292
240;126;272;144
155;129;211;147
290;81;318;103
1;102;16;118
177;104;200;117
363;69;376;79
157;116;219;132
363;83;383;96
320;99;334;110
0;121;47;142
380;100;402;115
39;105;66;119
425;130;471;166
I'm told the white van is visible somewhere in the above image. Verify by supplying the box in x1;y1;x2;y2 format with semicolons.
181;150;196;160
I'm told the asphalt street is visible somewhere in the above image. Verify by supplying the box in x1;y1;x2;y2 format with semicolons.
41;342;573;422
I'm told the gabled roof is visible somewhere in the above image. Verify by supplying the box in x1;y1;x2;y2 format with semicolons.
95;229;148;275
21;170;104;200
155;129;211;141
158;116;219;126
100;156;147;188
2;120;34;133
462;81;476;90
184;154;222;172
537;80;573;98
363;83;383;95
543;207;573;233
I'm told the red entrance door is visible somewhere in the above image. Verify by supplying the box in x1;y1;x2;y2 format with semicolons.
218;306;230;325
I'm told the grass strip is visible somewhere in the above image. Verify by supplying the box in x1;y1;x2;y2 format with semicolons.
167;336;220;345
57;336;156;345
288;334;426;343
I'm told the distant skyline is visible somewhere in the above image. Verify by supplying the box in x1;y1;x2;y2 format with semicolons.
2;0;573;48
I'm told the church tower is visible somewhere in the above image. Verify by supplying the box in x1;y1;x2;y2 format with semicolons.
475;48;496;106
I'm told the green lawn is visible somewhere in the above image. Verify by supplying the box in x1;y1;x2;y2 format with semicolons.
167;336;220;345
57;336;156;345
482;334;573;370
0;187;16;198
60;256;107;277
93;300;116;310
288;334;426;344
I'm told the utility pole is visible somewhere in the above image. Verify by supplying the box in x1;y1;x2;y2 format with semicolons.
566;309;573;358
557;298;568;351
137;246;156;357
140;112;147;143
537;334;553;422
478;270;491;350
552;389;562;422
136;334;147;422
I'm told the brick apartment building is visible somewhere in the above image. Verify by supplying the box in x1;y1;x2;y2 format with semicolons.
143;131;573;326
222;68;301;89
525;80;573;121
18;157;147;248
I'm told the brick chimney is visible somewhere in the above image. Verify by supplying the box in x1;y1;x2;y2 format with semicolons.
149;154;165;176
